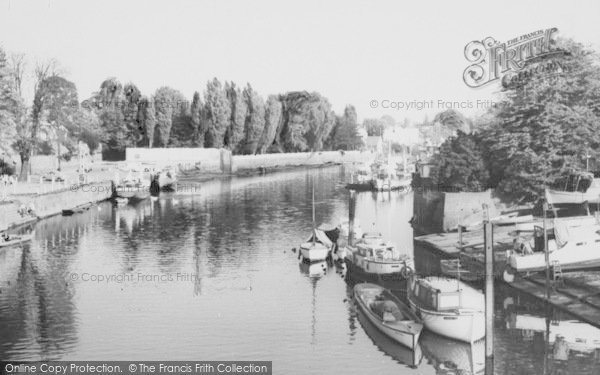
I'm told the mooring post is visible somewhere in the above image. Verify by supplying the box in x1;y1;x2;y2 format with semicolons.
543;200;550;300
348;190;356;246
483;203;494;361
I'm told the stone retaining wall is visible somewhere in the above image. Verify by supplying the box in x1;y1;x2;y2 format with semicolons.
231;150;369;172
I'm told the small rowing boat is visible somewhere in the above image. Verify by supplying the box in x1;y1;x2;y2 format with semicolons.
354;283;423;349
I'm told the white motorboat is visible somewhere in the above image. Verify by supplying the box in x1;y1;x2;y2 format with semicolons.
504;219;600;280
354;283;423;349
345;232;414;276
545;172;600;205
407;276;485;343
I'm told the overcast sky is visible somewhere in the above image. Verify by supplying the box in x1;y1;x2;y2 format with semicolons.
1;0;599;123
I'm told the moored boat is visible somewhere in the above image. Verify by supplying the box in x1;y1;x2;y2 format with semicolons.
299;229;334;262
504;219;600;280
355;304;423;367
0;232;34;248
407;276;485;343
345;232;414;277
354;283;423;349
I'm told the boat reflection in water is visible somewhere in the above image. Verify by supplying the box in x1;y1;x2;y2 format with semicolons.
420;331;485;375
299;259;329;278
356;306;423;368
506;309;600;354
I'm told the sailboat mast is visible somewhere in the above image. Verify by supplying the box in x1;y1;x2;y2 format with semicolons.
312;182;316;245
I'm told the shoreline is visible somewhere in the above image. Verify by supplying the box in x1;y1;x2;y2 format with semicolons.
1;161;358;233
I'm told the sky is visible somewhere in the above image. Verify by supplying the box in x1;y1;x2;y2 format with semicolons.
1;0;599;123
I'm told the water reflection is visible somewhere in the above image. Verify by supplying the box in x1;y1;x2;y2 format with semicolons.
420;331;485;375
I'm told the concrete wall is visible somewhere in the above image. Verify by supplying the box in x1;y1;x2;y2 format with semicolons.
126;148;228;173
412;189;500;234
17;180;113;219
125;148;368;173
231;150;367;172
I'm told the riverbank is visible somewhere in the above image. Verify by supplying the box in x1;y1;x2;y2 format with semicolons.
1;152;367;232
0;180;113;232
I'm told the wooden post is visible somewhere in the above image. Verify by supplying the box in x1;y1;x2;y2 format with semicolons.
543;201;550;300
483;203;494;360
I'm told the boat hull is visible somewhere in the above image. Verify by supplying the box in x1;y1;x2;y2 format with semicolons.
508;243;600;273
407;297;485;343
345;251;412;276
300;242;330;262
354;284;422;349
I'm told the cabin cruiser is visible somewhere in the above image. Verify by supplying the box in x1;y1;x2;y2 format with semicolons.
345;232;414;276
407;276;485;343
545;172;600;205
504;218;600;281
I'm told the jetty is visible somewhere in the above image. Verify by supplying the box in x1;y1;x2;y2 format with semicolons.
414;220;600;329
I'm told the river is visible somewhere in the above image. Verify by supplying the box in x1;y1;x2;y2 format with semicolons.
1;166;599;374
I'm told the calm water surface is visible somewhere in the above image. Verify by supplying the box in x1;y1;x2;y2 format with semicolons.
1;166;599;374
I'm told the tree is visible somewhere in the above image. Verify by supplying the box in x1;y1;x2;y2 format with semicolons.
240;84;265;154
0;48;19;166
224;82;247;152
257;95;282;153
89;78;127;156
123;83;142;146
363;118;385;136
278;91;335;152
136;96;156;147
154;86;187;147
13;59;63;179
327;105;363;150
189;91;205;147
203;78;230;148
305;95;335;151
479;38;600;201
431;131;490;191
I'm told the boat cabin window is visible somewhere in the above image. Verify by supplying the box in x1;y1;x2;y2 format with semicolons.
437;291;461;310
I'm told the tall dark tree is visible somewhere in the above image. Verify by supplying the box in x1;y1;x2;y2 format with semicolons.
153;86;187;147
257;95;282;153
241;84;265;154
224;82;247;152
136;96;156;147
327;105;363;150
189;91;205;147
203;78;230;148
123;83;142;146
